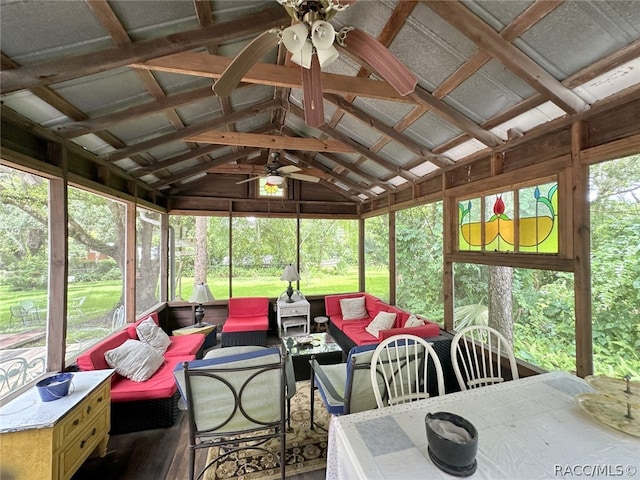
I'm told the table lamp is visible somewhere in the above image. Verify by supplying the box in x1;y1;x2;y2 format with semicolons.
280;264;300;303
189;283;215;327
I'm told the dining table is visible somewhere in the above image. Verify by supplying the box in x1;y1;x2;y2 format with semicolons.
326;371;639;479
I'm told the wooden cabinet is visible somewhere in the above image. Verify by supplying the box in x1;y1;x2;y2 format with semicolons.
0;370;113;480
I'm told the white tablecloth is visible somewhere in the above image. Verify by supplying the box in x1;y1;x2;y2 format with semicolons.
327;371;639;479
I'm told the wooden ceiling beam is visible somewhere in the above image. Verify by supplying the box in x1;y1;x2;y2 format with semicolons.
279;126;391;192
152;147;262;188
106;99;280;162
186;131;353;153
423;0;589;114
133;53;414;103
324;94;453;168
0;6;288;94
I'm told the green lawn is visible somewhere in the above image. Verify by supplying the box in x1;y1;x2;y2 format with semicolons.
1;269;390;332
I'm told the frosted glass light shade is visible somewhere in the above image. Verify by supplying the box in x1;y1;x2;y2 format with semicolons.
266;174;285;185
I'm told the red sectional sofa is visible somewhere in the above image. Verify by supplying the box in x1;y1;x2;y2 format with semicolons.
325;293;460;393
77;312;205;433
325;293;441;350
221;297;269;347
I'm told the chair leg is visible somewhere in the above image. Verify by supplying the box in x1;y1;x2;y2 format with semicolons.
287;397;291;429
310;372;315;430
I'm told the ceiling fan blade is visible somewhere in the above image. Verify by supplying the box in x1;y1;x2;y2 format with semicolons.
301;53;325;127
278;165;301;174
236;175;262;185
213;30;280;97
339;27;417;96
287;172;321;183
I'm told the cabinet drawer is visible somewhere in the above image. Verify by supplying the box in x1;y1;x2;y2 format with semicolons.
58;412;109;480
280;306;308;316
57;380;110;447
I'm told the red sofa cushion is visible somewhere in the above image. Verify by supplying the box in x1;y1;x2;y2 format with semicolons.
223;315;268;332
329;315;371;332
110;356;193;402
77;330;131;371
164;334;205;357
342;323;380;346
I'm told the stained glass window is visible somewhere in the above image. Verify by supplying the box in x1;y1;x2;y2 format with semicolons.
458;182;558;254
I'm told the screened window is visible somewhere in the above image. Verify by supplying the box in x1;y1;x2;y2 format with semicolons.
299;219;358;295
364;214;389;302
396;203;443;323
0;166;49;400
136;207;161;315
66;187;125;363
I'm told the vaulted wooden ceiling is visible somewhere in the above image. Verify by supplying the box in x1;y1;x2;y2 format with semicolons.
1;1;639;215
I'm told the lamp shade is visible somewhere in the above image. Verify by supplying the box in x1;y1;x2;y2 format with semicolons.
280;264;300;282
189;283;215;304
311;20;335;50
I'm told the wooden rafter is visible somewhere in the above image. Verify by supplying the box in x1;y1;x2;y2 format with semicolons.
0;6;288;94
186;131;352;153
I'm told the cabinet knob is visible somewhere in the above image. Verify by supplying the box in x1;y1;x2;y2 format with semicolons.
80;428;97;449
97;396;103;403
86;405;91;414
73;419;79;426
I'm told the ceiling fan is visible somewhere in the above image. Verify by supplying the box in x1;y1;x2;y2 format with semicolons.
236;152;321;192
212;0;417;127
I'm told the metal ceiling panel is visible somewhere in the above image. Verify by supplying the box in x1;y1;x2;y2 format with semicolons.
378;142;419;168
351;97;415;128
210;1;275;24
446;58;536;123
517;1;640;79
108;0;198;42
51;68;152;118
106;113;177;146
1;91;70;127
175;98;224;124
233;112;274;133
0;1;110;64
403;111;463;150
335;115;384;149
463;1;534;31
148;70;213;95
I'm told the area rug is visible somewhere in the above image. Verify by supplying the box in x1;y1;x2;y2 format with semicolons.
203;380;330;480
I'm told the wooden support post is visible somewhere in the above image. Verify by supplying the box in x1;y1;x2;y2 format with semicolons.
125;199;137;322
389;211;396;305
572;120;593;378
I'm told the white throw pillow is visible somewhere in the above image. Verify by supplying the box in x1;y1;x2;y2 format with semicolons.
136;317;171;354
405;314;424;328
365;311;396;338
340;296;368;320
105;339;164;382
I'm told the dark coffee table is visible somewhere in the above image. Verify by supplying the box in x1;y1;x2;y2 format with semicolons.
281;332;343;380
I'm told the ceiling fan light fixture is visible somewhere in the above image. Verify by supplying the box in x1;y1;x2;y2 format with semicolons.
311;20;335;50
290;40;313;68
282;23;309;53
266;174;285;185
315;43;339;67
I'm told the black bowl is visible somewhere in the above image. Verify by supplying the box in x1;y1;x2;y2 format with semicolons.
425;411;478;476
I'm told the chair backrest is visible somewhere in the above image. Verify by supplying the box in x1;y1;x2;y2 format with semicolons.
370;334;445;408
344;344;380;414
451;325;519;391
227;297;269;318
174;347;285;435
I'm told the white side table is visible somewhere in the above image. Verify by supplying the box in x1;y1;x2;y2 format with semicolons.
276;297;310;337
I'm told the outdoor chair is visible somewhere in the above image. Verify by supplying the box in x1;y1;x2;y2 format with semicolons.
9;305;29;328
174;347;287;480
310;343;380;428
69;296;86;318
20;300;41;323
202;346;297;428
369;334;445;408
451;325;519;391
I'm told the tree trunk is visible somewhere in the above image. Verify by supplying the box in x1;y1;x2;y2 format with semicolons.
488;265;514;346
194;217;208;284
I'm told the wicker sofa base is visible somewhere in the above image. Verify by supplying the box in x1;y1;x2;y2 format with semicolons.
220;330;267;347
110;391;180;434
